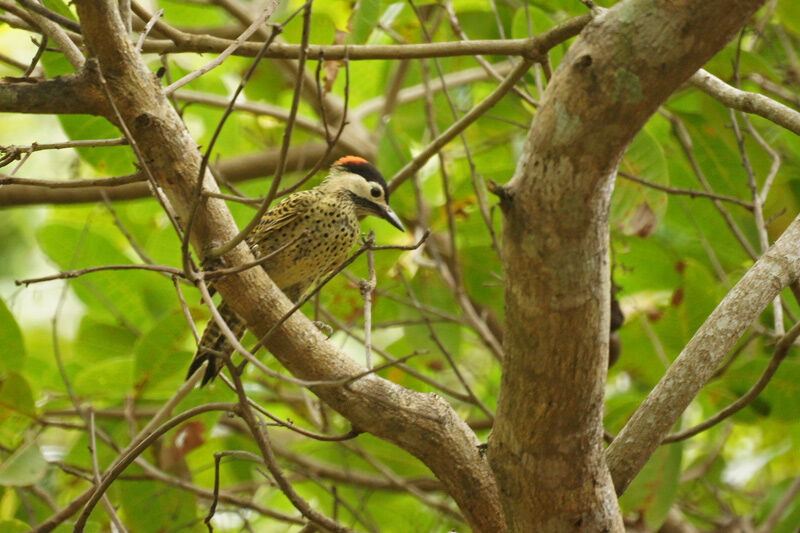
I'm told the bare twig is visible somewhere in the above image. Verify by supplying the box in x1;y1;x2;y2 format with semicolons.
15;263;186;286
74;403;239;529
100;191;156;265
225;360;354;532
138;17;591;60
173;275;201;344
24;35;47;77
617;170;753;210
134;8;164;52
164;1;280;94
88;410;128;533
359;232;377;369
730;107;782;334
19;0;83;69
398;269;494;421
389;58;533;192
0;172;141;188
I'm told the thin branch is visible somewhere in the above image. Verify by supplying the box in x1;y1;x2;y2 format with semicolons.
134;7;164;52
730;106;782;333
100;191;156;265
0;172;141;189
389;58;534;192
93;61;187;246
690;69;800;136
275;51;352;198
443;0;537;107
662;320;800;443
180;6;288;269
224;360;355;533
23;35;47;77
164;0;281;94
398;269;494;421
15;263;186;286
173;276;201;344
220;374;363;441
16;0;81;33
73;403;239;530
88;409;128;533
758;471;800;533
359;232;377;369
19;1;84;70
129;1;186;45
617;170;753;210
320;307;474;404
139;16;592;60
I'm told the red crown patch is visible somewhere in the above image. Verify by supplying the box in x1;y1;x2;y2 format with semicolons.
334;155;368;166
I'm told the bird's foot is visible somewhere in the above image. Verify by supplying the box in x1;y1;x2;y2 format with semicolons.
313;321;334;338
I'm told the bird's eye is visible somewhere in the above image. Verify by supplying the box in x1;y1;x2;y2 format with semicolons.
370;187;381;198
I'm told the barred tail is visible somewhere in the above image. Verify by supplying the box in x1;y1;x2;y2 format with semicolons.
186;300;247;386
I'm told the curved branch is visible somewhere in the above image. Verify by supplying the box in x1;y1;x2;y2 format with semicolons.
71;1;504;530
690;69;800;136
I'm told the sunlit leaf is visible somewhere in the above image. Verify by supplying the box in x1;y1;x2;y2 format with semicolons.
0;442;47;487
0;299;24;374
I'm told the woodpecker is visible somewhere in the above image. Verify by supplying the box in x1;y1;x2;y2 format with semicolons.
187;156;404;385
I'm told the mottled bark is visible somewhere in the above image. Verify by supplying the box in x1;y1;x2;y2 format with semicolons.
0;70;109;115
489;0;765;530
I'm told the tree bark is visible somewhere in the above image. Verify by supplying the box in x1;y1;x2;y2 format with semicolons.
489;0;765;530
71;0;504;530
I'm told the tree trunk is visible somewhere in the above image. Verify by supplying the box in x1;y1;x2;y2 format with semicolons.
489;0;765;530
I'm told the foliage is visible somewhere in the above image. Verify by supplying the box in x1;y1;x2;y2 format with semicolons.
0;0;799;531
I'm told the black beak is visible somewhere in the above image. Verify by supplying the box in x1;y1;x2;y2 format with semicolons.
381;205;405;231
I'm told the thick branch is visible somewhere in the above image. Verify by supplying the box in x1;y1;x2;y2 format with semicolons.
0;71;108;115
71;1;503;530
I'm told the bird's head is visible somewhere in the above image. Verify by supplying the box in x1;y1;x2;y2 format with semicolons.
320;156;405;231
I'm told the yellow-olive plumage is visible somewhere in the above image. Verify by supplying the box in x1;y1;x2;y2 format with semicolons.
187;157;404;385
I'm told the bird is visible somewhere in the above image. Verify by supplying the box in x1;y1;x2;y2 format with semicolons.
186;156;405;385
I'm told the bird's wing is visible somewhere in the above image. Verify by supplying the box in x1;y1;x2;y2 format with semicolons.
245;190;317;248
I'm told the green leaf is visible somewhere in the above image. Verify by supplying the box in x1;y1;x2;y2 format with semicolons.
55;116;136;176
0;520;32;533
74;315;138;365
134;312;190;394
0;299;24;374
73;357;134;399
0;442;47;487
613;125;670;236
41;0;76;21
620;441;683;530
0;373;36;419
117;480;195;532
349;0;380;44
511;5;554;40
36;223;153;327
